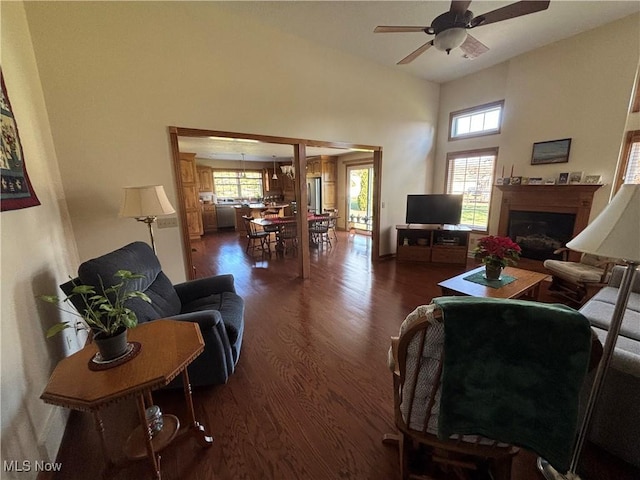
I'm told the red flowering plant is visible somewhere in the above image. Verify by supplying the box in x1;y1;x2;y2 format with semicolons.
473;235;522;268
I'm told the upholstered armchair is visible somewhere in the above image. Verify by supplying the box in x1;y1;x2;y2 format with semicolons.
61;241;244;387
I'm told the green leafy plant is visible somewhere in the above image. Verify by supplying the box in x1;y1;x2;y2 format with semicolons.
39;270;151;338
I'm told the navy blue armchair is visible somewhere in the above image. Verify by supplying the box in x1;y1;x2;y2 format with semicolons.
61;241;244;387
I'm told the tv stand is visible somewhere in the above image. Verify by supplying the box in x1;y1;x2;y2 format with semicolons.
395;224;470;264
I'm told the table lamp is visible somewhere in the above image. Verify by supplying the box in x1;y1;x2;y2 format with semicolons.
119;185;176;253
538;183;640;479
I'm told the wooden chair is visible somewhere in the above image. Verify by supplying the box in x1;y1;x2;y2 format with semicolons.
276;219;298;257
323;209;338;241
309;215;332;248
543;248;619;306
384;299;596;480
242;215;271;257
260;209;280;242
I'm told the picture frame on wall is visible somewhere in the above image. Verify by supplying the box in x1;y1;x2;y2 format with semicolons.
569;172;583;184
584;174;602;184
531;138;572;165
558;172;569;184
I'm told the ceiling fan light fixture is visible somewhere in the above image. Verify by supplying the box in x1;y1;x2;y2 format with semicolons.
434;27;467;54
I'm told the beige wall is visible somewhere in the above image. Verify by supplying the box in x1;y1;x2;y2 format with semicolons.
24;1;440;270
435;14;640;235
1;3;82;477
2;1;639;473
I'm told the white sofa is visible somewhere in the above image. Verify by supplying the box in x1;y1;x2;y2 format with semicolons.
578;265;640;468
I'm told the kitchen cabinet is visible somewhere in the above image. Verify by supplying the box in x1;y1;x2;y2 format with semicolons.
202;204;217;232
197;166;213;192
322;157;337;183
234;206;252;234
179;152;203;240
321;157;337;211
306;158;321;177
281;175;295;202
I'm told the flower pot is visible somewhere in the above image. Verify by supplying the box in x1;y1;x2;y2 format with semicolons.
485;264;503;280
93;327;129;361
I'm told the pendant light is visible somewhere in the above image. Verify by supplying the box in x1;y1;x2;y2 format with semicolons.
272;155;278;180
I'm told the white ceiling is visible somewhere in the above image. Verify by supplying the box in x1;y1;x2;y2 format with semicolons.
178;136;369;162
218;1;640;84
182;1;639;161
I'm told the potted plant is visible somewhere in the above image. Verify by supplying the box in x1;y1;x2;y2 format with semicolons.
39;270;151;361
473;235;522;280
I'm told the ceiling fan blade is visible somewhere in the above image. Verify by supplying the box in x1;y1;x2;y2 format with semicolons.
374;26;429;33
450;0;472;15
397;40;434;65
470;0;550;28
459;33;489;59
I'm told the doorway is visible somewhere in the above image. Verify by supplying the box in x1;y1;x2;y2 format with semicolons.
169;127;382;280
347;163;374;233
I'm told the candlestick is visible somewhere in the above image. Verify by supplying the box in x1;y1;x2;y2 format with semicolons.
510;165;514;177
502;166;505;177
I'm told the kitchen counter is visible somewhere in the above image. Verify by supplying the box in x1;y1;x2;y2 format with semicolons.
233;203;289;210
233;203;290;233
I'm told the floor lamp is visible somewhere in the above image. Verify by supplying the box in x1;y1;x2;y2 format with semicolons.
537;184;640;480
119;185;176;254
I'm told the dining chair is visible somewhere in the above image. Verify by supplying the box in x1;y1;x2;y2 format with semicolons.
242;215;271;257
276;220;298;257
260;209;280;242
385;297;596;480
309;215;332;248
323;209;338;242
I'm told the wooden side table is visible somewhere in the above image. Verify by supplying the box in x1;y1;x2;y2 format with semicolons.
41;320;213;479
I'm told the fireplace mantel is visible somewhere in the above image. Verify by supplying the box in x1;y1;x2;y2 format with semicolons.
496;184;603;269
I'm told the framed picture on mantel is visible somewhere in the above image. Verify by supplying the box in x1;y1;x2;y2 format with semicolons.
531;138;572;165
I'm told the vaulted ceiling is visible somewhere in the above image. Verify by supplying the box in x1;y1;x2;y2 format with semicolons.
219;1;639;84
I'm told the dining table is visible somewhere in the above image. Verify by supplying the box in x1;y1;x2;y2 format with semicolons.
251;214;338;255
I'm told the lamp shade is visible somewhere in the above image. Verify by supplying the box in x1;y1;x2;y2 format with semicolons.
434;28;467;52
119;185;175;218
566;184;640;262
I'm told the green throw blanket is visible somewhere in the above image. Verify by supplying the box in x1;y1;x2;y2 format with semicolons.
433;296;592;473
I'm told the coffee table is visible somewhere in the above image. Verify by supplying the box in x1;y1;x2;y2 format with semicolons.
438;265;549;300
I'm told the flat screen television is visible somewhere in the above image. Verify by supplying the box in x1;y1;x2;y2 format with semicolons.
405;194;463;225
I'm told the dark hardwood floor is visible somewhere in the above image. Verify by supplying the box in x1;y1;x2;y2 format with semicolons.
50;230;638;480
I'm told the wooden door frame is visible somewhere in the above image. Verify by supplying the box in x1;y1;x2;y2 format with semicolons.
168;126;382;280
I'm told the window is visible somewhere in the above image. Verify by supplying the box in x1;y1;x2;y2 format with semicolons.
213;170;263;199
449;100;504;140
446;148;498;231
615;130;640;192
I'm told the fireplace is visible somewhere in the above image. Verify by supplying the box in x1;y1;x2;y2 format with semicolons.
508;210;576;260
497;184;602;270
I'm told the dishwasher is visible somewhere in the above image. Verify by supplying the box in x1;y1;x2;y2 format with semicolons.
216;205;237;229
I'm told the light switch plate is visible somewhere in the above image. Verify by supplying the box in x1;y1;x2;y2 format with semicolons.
157;216;178;229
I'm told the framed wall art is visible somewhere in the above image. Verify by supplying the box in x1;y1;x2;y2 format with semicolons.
558;172;569;185
569;172;583;184
584;175;602;184
1;69;40;211
531;138;572;165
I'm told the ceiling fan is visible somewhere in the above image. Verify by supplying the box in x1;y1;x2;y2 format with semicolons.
374;0;550;64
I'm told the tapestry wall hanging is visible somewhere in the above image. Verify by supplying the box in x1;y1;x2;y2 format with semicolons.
1;69;40;211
